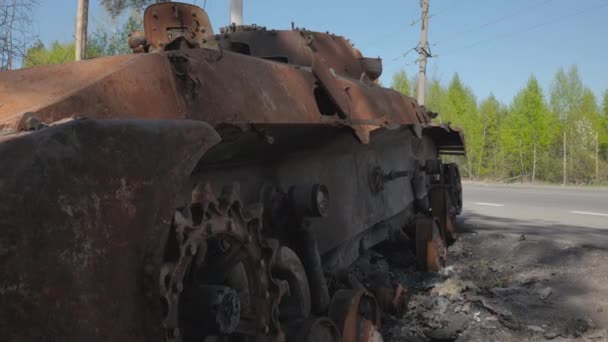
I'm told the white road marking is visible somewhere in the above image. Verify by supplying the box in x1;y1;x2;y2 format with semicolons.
474;202;505;207
569;211;608;218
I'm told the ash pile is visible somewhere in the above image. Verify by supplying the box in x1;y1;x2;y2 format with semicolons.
343;233;607;342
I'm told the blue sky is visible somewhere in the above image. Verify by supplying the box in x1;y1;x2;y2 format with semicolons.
32;0;608;105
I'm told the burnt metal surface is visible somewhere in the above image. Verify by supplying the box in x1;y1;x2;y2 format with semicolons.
329;289;382;342
0;119;220;341
423;124;466;155
0;47;433;144
144;2;218;52
415;217;447;272
0;3;456;146
164;182;286;341
373;284;408;316
0;2;466;341
285;317;341;342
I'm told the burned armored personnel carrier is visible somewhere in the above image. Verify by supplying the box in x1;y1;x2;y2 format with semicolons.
0;2;464;341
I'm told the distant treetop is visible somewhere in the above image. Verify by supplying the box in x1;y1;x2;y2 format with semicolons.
101;0;170;18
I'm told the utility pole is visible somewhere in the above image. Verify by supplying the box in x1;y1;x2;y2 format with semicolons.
75;0;89;61
563;130;567;185
416;0;431;106
230;0;243;26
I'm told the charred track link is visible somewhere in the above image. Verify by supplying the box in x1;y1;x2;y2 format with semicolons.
160;182;286;341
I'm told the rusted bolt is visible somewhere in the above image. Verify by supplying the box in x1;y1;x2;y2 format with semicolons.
200;27;206;33
152;11;158;18
191;10;197;16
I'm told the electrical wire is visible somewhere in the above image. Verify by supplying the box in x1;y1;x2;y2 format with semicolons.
438;0;555;45
397;0;538;65
440;1;608;56
431;0;462;18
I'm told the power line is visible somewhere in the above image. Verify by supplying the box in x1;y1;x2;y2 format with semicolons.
392;0;435;69
393;0;553;66
431;1;461;18
441;1;608;56
438;0;555;45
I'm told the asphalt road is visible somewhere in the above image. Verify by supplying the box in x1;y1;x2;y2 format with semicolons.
461;182;608;230
454;182;608;333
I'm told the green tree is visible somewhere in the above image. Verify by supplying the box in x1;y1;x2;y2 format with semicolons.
501;75;555;181
477;94;504;179
1;0;38;70
23;39;112;68
442;73;480;178
550;65;584;122
425;79;445;114
395;65;608;183
570;88;602;183
601;90;608;140
22;13;143;68
601;90;608;175
603;90;608;117
23;41;77;68
602;90;608;140
441;74;477;122
89;14;143;56
549;66;604;183
101;0;169;18
391;70;412;96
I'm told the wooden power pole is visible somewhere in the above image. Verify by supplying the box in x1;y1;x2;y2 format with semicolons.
416;0;431;106
75;0;89;61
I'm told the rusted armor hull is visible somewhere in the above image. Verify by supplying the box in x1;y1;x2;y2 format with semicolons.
0;2;465;341
0;119;220;340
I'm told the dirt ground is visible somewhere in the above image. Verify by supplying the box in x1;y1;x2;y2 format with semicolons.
366;213;608;342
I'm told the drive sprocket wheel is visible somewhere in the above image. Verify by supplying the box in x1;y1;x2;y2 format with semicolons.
160;182;286;342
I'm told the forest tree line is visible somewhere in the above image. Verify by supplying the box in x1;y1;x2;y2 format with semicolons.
1;0;149;70
392;67;608;184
